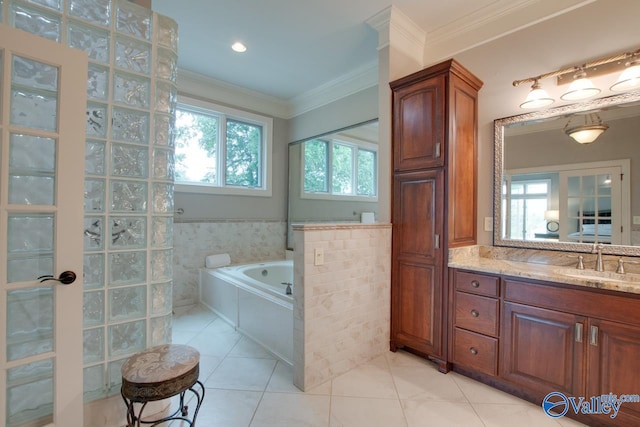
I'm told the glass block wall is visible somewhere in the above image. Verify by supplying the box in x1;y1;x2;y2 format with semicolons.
1;0;177;402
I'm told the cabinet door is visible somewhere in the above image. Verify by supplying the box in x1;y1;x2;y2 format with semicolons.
501;302;585;397
392;170;444;261
587;319;640;424
391;170;444;355
392;74;445;171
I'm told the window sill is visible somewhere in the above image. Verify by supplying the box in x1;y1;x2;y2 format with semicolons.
175;183;272;197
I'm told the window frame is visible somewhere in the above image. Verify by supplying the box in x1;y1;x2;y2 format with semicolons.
507;178;551;240
300;136;378;202
174;96;273;197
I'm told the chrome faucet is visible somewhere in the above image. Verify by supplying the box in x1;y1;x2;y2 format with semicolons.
592;243;604;272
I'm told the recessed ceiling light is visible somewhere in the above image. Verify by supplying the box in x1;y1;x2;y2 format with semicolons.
231;42;247;53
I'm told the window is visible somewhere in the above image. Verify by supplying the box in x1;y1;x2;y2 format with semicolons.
508;179;550;240
302;137;377;200
174;97;272;196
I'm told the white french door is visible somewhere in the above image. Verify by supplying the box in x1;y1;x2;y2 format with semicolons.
0;24;87;427
558;166;627;245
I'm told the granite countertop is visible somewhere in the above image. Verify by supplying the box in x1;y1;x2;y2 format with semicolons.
449;246;640;295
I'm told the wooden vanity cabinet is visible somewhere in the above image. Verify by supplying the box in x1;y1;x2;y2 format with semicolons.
587;318;640;425
501;301;586;397
390;59;482;370
501;278;640;426
448;269;640;426
450;270;500;376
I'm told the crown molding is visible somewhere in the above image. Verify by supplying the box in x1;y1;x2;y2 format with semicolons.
288;61;378;118
389;5;426;61
366;6;391;50
177;69;291;118
422;0;596;63
178;61;378;120
366;5;425;64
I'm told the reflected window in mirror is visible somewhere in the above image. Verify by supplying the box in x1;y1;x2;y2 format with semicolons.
287;120;379;250
301;136;377;200
504;177;550;240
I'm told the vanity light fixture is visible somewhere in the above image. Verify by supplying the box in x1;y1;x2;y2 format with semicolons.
610;60;640;91
563;112;609;144
231;41;247;53
513;47;640;109
520;80;555;109
560;70;600;101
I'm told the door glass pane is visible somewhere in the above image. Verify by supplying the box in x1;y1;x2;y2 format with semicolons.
6;288;54;361
9;133;56;205
567;176;580;196
7;214;54;283
7;214;54;253
10;88;58;131
11;55;59;131
6;358;54;426
12;55;58;91
582;175;595;196
598;174;612;196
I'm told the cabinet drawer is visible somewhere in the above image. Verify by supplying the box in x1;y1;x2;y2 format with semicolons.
454;270;499;297
452;328;497;376
455;291;499;336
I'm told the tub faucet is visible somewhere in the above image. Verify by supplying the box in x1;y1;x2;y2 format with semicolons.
282;282;293;295
592;243;604;272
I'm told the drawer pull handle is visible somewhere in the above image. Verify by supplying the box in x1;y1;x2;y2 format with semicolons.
471;280;480;288
470;347;478;355
470;309;479;318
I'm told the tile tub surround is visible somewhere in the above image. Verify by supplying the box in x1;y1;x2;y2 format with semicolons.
449;245;640;294
173;220;287;308
292;223;392;391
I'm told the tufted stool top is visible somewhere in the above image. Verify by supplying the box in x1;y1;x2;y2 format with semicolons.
121;344;200;402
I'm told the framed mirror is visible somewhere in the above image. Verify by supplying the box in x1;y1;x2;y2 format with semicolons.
494;91;640;255
287;120;379;249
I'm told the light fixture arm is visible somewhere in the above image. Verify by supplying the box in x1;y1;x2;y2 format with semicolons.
512;48;640;87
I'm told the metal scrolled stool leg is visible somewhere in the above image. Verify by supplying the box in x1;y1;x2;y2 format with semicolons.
121;344;205;426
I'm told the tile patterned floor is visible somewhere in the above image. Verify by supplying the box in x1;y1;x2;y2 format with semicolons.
170;305;587;427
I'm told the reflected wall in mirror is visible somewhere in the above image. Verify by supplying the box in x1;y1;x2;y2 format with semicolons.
494;91;640;255
287;120;378;249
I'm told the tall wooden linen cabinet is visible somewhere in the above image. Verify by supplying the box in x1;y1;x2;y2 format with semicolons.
390;59;483;371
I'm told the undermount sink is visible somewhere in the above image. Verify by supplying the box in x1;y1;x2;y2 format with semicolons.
556;268;640;284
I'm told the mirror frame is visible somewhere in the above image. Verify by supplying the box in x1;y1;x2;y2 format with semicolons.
493;90;640;256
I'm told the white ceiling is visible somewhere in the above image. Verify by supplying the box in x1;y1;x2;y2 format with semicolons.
151;0;591;102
